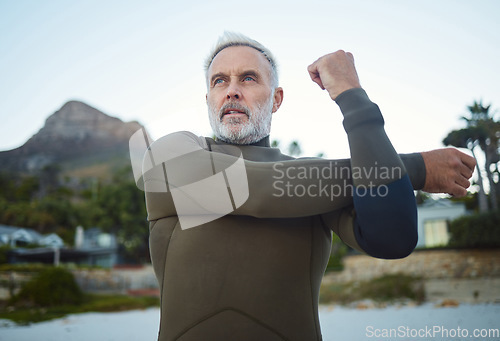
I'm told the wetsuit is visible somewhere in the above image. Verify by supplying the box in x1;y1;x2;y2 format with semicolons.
144;88;426;340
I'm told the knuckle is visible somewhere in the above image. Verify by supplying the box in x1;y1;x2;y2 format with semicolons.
449;158;461;168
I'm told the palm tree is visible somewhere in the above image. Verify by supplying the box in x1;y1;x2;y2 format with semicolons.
443;100;499;212
443;128;488;212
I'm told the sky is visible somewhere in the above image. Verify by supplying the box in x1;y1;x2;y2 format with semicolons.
1;0;499;159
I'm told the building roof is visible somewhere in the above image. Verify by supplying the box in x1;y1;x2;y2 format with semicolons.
0;224;64;247
418;198;465;209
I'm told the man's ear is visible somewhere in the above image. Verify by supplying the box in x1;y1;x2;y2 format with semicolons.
272;87;284;113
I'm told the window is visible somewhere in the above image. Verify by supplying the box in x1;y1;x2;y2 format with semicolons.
424;219;449;247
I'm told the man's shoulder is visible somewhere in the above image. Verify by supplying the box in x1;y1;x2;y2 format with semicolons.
147;131;209;161
154;130;205;142
152;131;207;148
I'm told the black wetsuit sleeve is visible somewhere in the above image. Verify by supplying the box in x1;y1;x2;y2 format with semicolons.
400;153;426;191
334;88;417;259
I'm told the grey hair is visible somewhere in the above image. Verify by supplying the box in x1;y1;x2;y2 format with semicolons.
204;31;279;89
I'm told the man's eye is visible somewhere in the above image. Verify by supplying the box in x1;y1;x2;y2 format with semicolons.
214;79;224;85
243;76;255;82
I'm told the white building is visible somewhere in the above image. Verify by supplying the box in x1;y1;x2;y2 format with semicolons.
416;199;467;248
1;224;118;267
0;224;64;248
73;226;118;268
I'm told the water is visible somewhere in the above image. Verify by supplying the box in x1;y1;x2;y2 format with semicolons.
1;303;499;340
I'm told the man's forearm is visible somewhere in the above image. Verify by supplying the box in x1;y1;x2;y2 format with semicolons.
335;88;417;259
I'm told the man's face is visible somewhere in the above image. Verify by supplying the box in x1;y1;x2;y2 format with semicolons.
206;45;282;145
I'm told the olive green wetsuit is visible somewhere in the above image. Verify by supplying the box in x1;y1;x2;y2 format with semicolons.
144;89;426;340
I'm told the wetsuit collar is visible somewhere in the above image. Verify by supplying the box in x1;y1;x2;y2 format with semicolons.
250;136;271;147
213;136;271;147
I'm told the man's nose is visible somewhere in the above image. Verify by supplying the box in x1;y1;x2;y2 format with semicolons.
226;83;242;100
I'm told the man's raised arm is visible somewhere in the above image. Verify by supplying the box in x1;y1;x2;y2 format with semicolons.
308;50;417;258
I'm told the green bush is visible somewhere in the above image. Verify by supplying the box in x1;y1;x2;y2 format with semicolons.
320;273;425;304
0;293;159;324
357;273;425;302
9;267;83;307
0;245;12;264
448;211;500;248
0;263;53;272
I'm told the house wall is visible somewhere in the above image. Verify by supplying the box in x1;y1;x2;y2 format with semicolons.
416;203;466;248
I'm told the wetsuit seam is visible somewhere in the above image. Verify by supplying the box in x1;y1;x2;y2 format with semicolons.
205;137;218;176
205;137;213;151
309;219;321;340
158;218;180;341
149;219;158;232
172;307;289;340
318;214;332;239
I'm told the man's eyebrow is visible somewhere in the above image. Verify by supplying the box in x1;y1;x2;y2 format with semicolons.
210;72;227;84
241;70;261;79
210;70;262;84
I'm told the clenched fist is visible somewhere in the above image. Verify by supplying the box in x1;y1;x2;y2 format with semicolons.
307;50;362;100
421;148;476;197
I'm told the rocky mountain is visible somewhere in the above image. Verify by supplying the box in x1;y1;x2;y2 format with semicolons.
0;101;144;179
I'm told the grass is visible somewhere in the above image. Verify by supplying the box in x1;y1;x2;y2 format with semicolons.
0;264;160;325
319;273;425;305
0;293;159;325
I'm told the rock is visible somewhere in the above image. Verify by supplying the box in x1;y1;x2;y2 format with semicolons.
355;300;375;310
435;299;460;307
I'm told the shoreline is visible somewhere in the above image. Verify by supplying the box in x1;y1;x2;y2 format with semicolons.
1;303;499;341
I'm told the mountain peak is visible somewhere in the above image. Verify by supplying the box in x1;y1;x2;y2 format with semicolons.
0;100;144;174
40;101;128;140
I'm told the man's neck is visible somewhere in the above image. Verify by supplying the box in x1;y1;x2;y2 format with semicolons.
215;135;271;147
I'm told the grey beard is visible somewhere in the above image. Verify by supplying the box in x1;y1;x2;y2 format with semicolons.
209;98;273;145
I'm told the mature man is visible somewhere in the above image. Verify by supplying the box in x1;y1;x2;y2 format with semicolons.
141;32;475;340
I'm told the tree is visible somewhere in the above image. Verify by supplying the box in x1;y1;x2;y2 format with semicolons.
79;167;149;263
443;100;500;212
288;140;302;157
443;127;488;212
271;140;306;157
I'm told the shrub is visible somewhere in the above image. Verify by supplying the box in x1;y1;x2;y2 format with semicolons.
319;273;425;304
0;245;12;264
357;273;425;302
448;211;500;248
0;263;51;272
9;267;83;307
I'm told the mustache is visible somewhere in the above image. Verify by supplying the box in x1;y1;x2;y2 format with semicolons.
219;102;251;120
